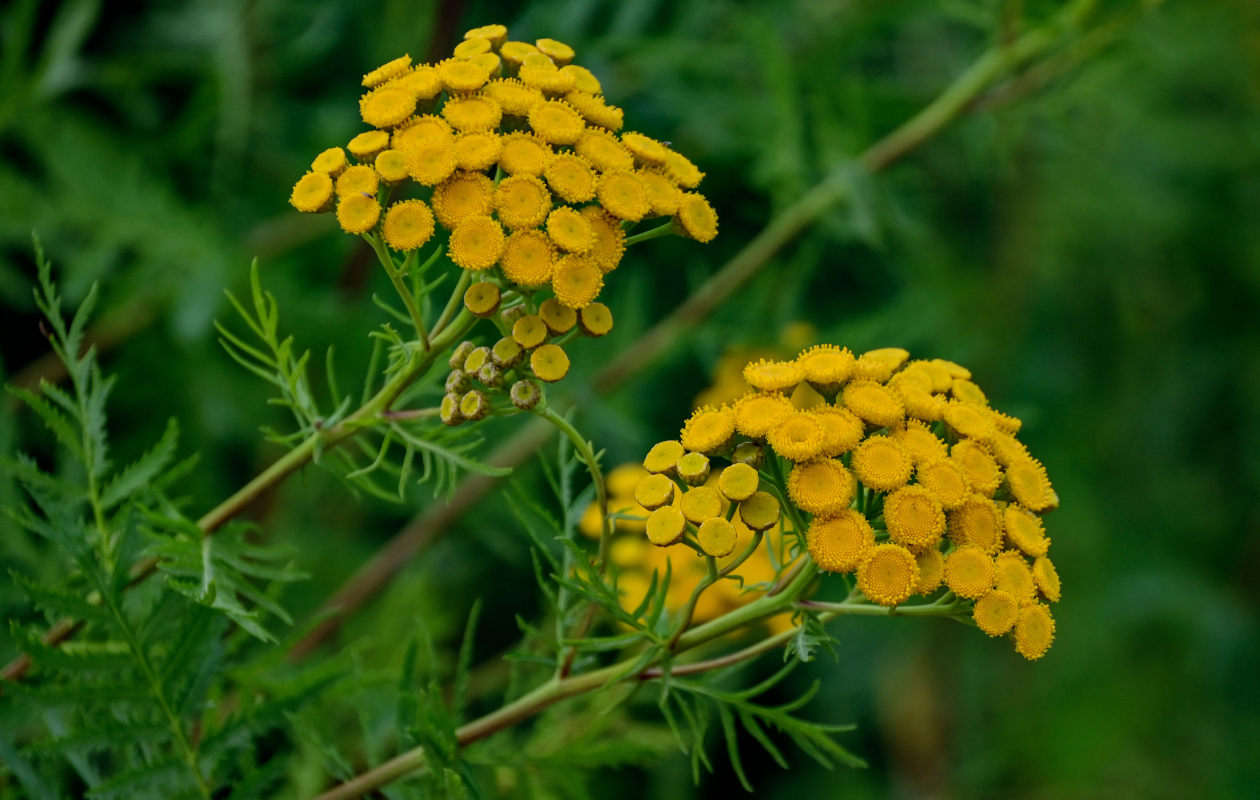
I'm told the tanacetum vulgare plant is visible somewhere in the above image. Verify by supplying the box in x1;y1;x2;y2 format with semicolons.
4;10;1134;797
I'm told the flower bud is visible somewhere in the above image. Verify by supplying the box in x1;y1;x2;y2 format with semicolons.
449;340;476;371
510;379;541;410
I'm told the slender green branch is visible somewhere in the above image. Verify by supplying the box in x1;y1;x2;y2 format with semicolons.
366;233;430;350
623;221;676;246
432;267;471;337
666;555;720;650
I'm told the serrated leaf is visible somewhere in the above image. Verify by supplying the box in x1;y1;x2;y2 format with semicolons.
99;417;179;510
10;622;132;671
5;385;83;459
22;722;169;759
85;757;194;800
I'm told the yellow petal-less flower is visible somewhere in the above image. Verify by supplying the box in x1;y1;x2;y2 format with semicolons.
891;419;948;465
596;170;651;222
680;486;723;524
406;141;458;186
743;359;803;393
842;380;905;428
973;589;1018;636
530;342;570;382
1003;505;1049;557
388;66;443;101
620;131;669;166
374;149;410;184
539;298;577;334
913;547;945;595
564;90;624;130
519;61;576;94
543;154;598;203
528;99;586;145
499;40;540;68
392;114;454;150
635;473;676;510
336;194;381;234
442;95;503;132
335;165;379;197
643;440;685;475
676;451;711;486
674;193;718;243
1005;456;1055;513
915;458;971;511
767;411;826;462
947;494;1004;554
512;314;549;349
680;405;736;453
360;85;418;128
453;131;502;171
500;230;556;287
738;491;781;531
363;54;412;88
636;169;682;217
853;347;909;382
797;345;855;389
448;215;506;270
858;544;919;606
698;517;737;557
535;37;576;65
312;147;349;175
581;207;627;272
993;551;1037;602
943;545;994;599
494;174;552;230
437;58;489;93
717;463;760;502
733;392;796;439
483;78;545;117
463;281;501;317
1032;555;1061;602
1013;603;1055;660
850;435;913;492
498;131;552;176
452;37;491;60
951;378;988;407
575;129;635;172
560;64;602;95
884;485;946;551
348;129;390;161
382;199;435;251
944;400;995;442
646;506;686;546
290;172;334;213
950;439;1001;496
432;171;494;230
812;406;865;457
551;255;603;309
546;207;595;253
807;510;875;573
464;24;508;47
787;459;854;517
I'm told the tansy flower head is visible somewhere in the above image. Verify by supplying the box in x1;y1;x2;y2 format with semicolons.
407;141;458;186
1013;603;1055;660
530;343;570;382
947;494;1004;554
576;128;635;172
884;485;946;551
842;380;905;428
348;129;390;161
448;215;506;270
973;589;1018;636
787;459;854;517
499;40;540;68
596;170;651;222
388;66;443;101
1003;505;1049;558
680;486;723;524
680;405;736;454
894;381;946;422
950;439;1001;496
529;99;586;145
578;302;613;337
452;37;491;60
498;132;553;175
539;298;577;334
993;551;1037;602
812;406;865;457
797;345;855;391
1032;555;1061;602
375;149;410;183
808;510;875;573
635;473;676;511
561;64;602;94
453;131;502;171
473;52;503;77
944;400;995;442
743;359;803;394
915;458;971;511
637;169;682;217
360;85;418;128
581;207;626;272
663;148;704;188
620;131;668;166
393;114;454;150
891;419;948;465
512;314;549;349
442;95;503;132
519;60;575;94
335;165;379;198
850;435;913;492
854;347;910;382
717;463;760;502
858;544;919;606
738;491;780;531
463;281;501;317
495;174;552;230
491;337;524;368
432;171;494;229
483;79;545;117
565;90;623;130
989;431;1032;468
734;392;797;439
535;38;576;65
952;378;988;407
363;54;412;88
1004;456;1055;513
382;199;435;251
913;548;945;595
501;230;556;287
544;154;598;203
290;172;334;212
552;255;603;309
460;389;491;421
643;440;685;475
767;411;826;462
698;518;737;557
336;194;380;234
437;58;489;93
546;207;595;253
646;506;686;546
312;147;348;175
464;24;508;47
676;451;711;485
943;545;995;599
674;193;719;243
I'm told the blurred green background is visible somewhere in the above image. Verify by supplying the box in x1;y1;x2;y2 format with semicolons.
2;0;1258;797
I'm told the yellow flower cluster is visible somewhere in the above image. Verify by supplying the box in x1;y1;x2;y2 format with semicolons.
289;23;718;310
440;298;612;425
579;465;792;630
635;344;1061;660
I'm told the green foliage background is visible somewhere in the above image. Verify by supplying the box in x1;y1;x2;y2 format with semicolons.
2;0;1257;797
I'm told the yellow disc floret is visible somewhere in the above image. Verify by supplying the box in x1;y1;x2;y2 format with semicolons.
646;506;686;546
543;153;598;203
360;85;418;128
437;58;489;93
596;171;650;222
374;149;410;183
944;400;995;442
635;473;676;511
812;406;864;457
498;131;553;175
348;129;390;161
500;230;555;287
578;302;613;336
734;392;796;438
698;518;737;557
807;510;875;573
581;207;626;272
787;459;854;517
546;206;595;253
494;174;552;230
891;420;948;465
448;215;506;270
620;131;669;166
850;435;913;492
539;298;577;334
680;486;723;524
643;440;685;475
512;314;548;349
766;411;826;462
797;345;855;389
441;94;503;132
842;380;905;428
950;440;1001;496
1005;456;1055;513
1003;505;1049;557
915;458;971;511
913;548;945;595
858;544;919;606
290;172;334;212
680;405;736;453
993;551;1037;602
312;147;349;175
528;99;586;145
636;169;681;217
530;343;570;382
382;199;435;250
947;494;1004;554
883;485;946;551
432;171;494;229
336;194;380;234
551;255;603;309
1032;555;1061;602
407;141;458;186
674;193;719;243
743;359;803;393
1013;603;1055;660
335;165;379;197
738;491;781;531
363;54;412;88
973;589;1018;636
943;545;995;599
717;463;760;502
453;131;502;171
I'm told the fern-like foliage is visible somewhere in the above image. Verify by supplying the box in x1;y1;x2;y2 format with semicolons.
2;237;317;798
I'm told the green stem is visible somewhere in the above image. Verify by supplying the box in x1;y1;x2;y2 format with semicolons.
623;221;676;246
666;556;720;650
433;268;472;337
367;234;430;350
